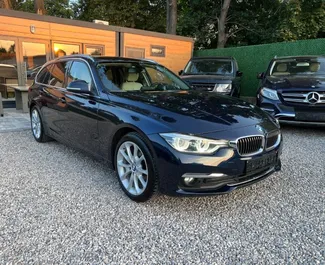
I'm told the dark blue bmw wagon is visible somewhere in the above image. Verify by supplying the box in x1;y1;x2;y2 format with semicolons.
28;55;282;202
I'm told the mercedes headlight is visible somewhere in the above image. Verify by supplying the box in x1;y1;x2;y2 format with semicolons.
160;133;228;154
214;83;232;93
261;87;279;100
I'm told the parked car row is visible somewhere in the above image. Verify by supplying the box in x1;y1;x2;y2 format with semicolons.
179;55;325;126
28;55;282;202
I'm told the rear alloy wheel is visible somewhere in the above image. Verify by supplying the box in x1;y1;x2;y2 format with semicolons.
30;107;51;143
115;133;157;202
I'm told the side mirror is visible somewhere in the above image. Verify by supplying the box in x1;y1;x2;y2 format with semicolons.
179;70;184;76
236;71;243;77
67;80;91;94
257;72;265;79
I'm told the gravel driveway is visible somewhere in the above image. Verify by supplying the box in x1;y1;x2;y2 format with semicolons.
0;127;324;264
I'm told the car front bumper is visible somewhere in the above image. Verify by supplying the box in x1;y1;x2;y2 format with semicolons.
257;95;325;126
148;133;282;196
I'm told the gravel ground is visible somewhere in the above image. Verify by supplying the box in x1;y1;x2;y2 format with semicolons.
0;127;324;264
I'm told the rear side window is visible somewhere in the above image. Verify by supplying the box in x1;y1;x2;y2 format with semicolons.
48;61;69;88
36;65;52;84
67;61;92;89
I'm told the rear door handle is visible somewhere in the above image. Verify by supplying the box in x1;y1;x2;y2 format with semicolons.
60;97;66;103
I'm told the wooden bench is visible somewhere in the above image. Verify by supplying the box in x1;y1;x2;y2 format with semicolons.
8;85;30;113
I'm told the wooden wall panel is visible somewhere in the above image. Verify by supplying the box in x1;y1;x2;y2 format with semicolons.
123;33;193;73
0;15;50;39
0;16;116;56
49;23;116;56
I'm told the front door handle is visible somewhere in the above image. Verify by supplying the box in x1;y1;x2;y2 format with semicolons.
60;97;66;103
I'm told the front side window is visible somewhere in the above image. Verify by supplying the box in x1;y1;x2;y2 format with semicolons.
67;61;92;89
269;58;325;77
96;62;190;92
184;59;233;76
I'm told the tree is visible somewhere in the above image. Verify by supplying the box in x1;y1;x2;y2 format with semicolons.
12;0;73;18
34;0;45;15
217;0;231;48
166;0;177;34
73;0;166;32
178;0;289;49
278;0;325;41
0;0;11;8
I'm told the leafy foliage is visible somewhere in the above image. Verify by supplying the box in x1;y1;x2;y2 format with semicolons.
278;0;325;41
9;0;325;48
72;0;166;32
11;0;73;18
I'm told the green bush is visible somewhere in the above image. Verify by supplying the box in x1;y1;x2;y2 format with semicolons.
194;39;325;97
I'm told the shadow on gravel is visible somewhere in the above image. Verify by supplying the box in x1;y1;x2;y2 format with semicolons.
280;124;325;135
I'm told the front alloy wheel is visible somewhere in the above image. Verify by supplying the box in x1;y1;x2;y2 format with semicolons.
115;133;157;202
117;141;148;196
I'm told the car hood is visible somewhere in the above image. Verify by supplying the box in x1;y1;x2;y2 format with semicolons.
181;74;234;83
265;76;325;89
109;91;274;135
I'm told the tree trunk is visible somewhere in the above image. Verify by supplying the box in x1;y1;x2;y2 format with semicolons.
0;0;11;9
34;0;46;15
217;0;231;48
166;0;177;35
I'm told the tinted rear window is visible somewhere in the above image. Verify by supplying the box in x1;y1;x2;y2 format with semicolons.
48;61;69;88
36;65;52;84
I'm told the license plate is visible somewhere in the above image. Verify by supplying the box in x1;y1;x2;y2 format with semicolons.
295;112;325;122
246;153;277;173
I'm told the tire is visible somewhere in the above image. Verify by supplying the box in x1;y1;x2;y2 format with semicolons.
30;106;51;143
114;132;158;202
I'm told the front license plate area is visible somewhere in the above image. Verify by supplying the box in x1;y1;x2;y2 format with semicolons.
295;111;325;122
246;153;277;173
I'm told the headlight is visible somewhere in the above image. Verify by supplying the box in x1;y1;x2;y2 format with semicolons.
261;87;279;100
214;83;232;93
160;133;228;154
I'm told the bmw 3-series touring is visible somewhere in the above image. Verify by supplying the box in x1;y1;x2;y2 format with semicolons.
28;55;282;202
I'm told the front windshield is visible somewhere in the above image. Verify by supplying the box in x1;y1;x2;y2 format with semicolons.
97;62;190;92
269;58;325;77
184;59;233;75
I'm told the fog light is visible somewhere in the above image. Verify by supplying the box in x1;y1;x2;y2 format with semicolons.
184;177;195;186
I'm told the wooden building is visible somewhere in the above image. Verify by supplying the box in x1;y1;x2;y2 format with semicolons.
0;9;193;100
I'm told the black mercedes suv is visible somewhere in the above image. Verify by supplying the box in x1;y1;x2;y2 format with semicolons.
28;55;282;202
257;56;325;125
179;57;242;97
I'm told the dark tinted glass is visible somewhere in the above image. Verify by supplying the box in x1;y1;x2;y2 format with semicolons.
48;61;69;88
67;61;92;89
36;64;52;84
184;60;233;75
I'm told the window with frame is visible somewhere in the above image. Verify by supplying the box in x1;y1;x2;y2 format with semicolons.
67;61;92;89
150;45;166;57
85;46;104;56
48;61;69;88
125;47;145;59
36;64;52;84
